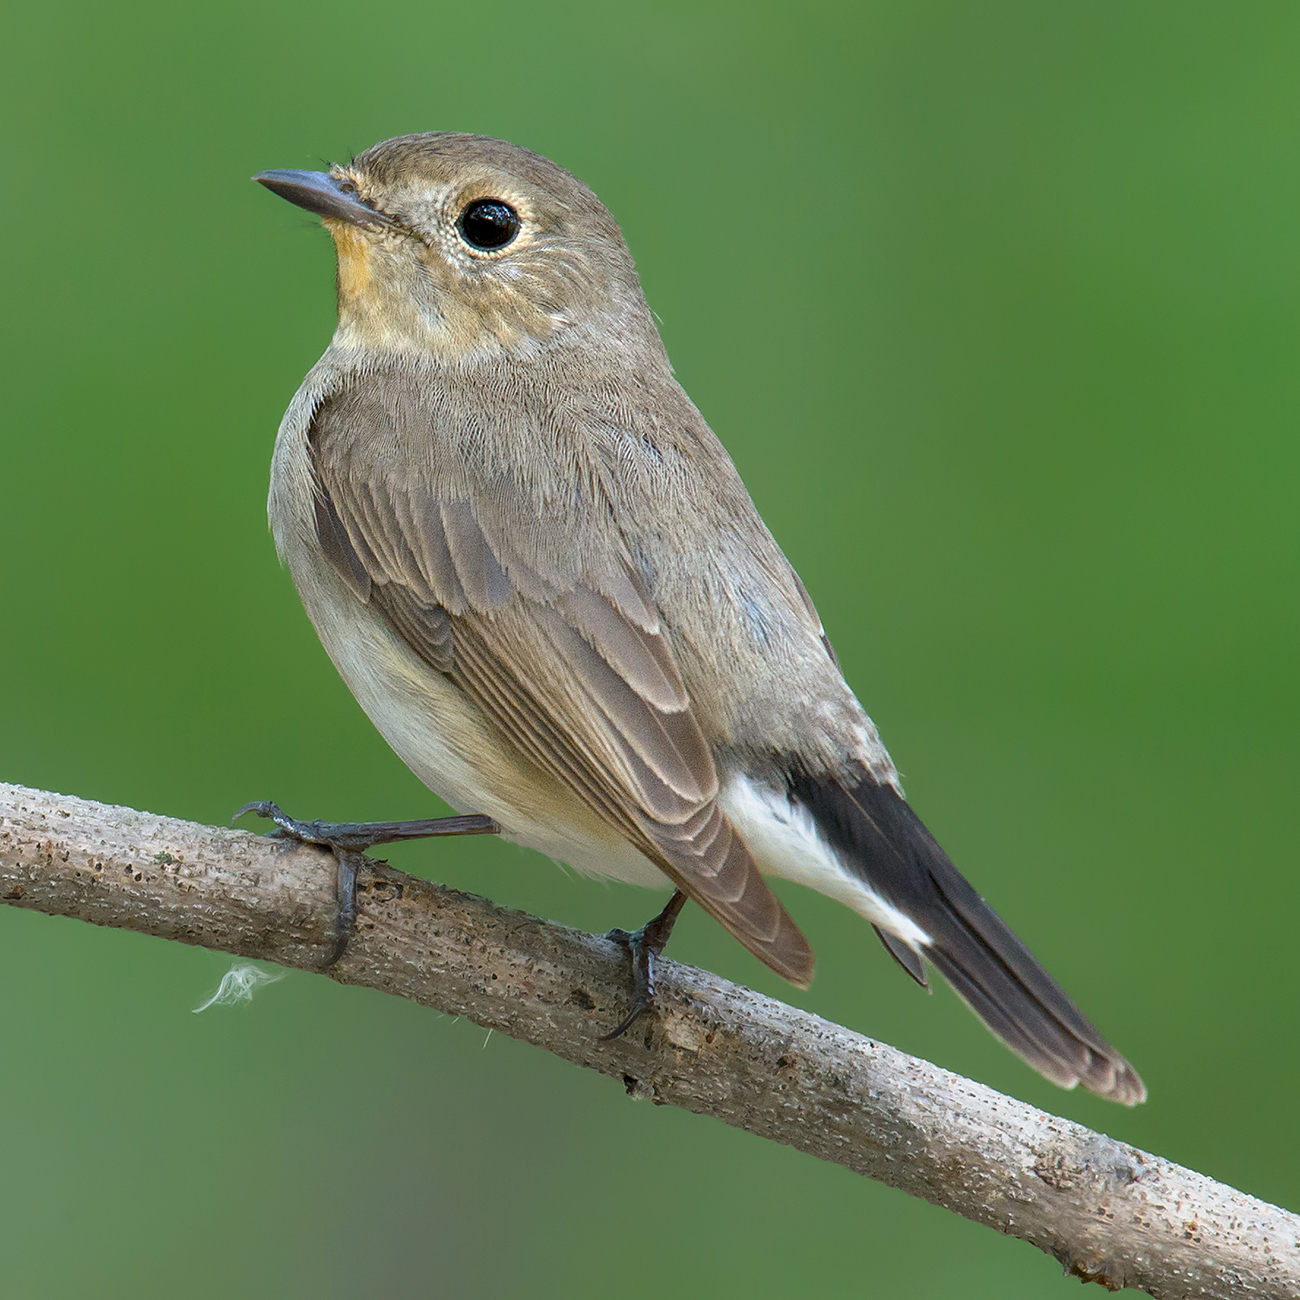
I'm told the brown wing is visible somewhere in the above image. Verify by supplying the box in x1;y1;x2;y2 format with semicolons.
309;393;814;988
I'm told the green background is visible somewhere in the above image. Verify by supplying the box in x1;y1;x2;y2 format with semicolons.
2;2;1297;1295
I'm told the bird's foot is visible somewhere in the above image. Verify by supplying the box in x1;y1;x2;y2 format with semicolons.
599;890;688;1041
233;801;499;967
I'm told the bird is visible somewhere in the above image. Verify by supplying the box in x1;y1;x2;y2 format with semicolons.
249;131;1145;1104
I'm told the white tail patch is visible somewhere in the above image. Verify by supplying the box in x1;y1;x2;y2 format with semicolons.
193;962;286;1012
720;772;931;949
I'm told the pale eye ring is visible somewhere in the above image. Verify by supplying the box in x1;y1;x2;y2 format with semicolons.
457;199;520;251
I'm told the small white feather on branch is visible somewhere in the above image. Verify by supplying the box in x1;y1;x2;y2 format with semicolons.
193;960;285;1011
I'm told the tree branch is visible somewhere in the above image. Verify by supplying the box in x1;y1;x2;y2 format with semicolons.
1;782;1294;1297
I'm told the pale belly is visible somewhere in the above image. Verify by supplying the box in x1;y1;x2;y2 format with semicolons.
291;547;674;891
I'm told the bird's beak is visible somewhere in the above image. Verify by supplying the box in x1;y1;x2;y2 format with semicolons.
253;169;388;229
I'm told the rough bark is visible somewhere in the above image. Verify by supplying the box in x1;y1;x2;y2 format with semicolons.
1;781;1295;1297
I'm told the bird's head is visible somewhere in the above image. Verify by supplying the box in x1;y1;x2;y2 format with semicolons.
256;133;653;360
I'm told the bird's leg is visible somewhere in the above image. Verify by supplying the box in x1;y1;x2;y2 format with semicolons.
599;890;689;1041
233;801;499;966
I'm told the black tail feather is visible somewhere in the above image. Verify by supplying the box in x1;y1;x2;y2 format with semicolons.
872;924;929;989
788;767;1145;1104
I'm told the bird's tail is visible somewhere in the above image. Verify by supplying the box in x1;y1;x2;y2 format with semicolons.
788;767;1145;1104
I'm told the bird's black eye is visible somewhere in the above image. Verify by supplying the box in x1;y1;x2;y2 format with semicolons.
457;199;520;251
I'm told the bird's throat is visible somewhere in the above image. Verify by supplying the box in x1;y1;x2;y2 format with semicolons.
329;224;374;310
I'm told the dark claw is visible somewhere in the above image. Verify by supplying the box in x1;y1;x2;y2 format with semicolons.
233;800;326;845
599;890;688;1041
232;799;278;826
322;849;361;968
599;927;656;1041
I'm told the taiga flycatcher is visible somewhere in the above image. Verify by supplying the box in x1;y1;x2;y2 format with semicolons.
249;133;1143;1103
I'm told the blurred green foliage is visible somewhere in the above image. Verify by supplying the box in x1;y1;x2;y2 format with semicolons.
2;2;1297;1295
